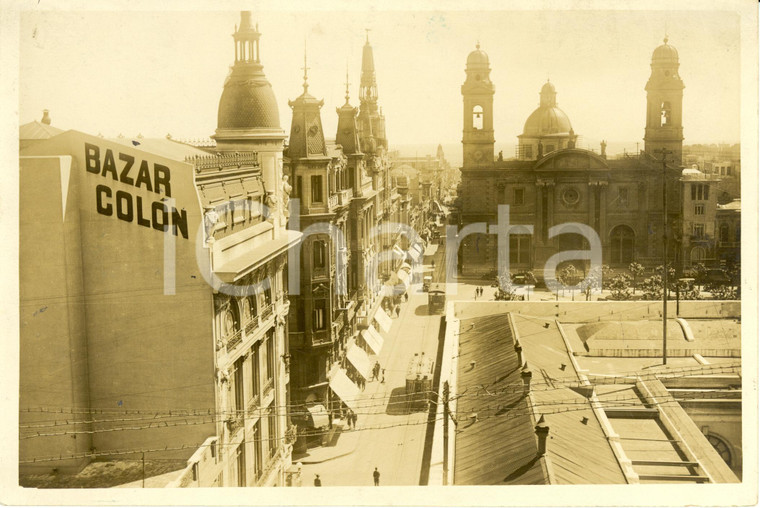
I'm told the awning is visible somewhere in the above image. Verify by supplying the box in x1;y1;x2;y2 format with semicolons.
346;345;373;380
329;369;361;412
408;244;423;262
305;404;330;428
397;269;411;286
214;231;303;283
399;262;412;273
374;306;392;333
361;325;384;355
424;243;439;257
392;245;405;261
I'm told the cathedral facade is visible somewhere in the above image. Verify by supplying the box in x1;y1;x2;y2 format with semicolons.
457;38;720;280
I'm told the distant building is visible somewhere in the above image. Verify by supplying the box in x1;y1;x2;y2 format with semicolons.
456;38;733;279
282;34;411;453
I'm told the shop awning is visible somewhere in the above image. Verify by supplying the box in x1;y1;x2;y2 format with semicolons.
361;325;384;355
329;369;361;412
305;404;330;428
399;262;412;273
346;345;373;380
374;306;392;333
408;244;424;262
397;269;411;286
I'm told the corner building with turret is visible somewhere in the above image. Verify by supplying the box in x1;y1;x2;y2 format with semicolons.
457;38;725;280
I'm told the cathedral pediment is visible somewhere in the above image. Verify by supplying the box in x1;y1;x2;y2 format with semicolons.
533;148;609;172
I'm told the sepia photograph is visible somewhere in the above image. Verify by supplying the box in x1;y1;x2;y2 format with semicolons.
2;0;757;505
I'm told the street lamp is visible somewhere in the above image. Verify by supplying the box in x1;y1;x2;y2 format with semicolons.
655;148;673;365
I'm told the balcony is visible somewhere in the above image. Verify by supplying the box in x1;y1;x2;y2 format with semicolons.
260;305;274;323
328;194;338;209
336;188;354;206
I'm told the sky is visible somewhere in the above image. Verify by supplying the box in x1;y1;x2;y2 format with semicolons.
18;7;742;154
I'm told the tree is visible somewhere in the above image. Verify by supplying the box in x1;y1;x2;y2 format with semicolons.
495;275;520;301
641;275;664;300
601;264;614;290
628;262;645;294
609;274;633;300
580;266;603;301
557;264;579;299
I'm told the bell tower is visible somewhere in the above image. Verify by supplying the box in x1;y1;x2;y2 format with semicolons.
461;43;495;169
644;37;685;164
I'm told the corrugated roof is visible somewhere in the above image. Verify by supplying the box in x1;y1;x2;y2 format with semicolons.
514;316;628;484
453;314;548;485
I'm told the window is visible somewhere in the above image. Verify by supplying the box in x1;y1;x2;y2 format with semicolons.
618;187;629;207
313;299;326;331
265;329;275;387
610;225;635;265
472;105;483;130
311;175;324;203
513;188;525;206
233;357;245;416
267;405;278;458
524;145;533;159
691;183;709;201
509;234;531;265
253;421;263;479
694;204;705;215
250;344;260;403
221;305;240;340
546;144;555;153
242;296;257;329
720;224;730;242
235;444;246;487
693;223;705;238
313;240;327;269
660;101;671;126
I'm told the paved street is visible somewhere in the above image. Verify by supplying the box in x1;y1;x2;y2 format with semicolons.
298;249;445;487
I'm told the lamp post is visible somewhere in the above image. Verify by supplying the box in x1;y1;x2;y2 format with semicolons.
655;148;673;365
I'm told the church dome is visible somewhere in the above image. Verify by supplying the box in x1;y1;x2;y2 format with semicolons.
217;76;280;130
523;106;572;137
522;81;572;137
467;44;489;66
652;36;679;63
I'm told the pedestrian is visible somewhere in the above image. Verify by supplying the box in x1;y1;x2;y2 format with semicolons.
381;368;385;384
373;467;380;486
431;259;435;269
373;361;381;381
352;411;358;429
314;474;322;487
474;288;478;300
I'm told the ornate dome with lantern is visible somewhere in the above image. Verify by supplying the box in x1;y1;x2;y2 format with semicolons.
517;80;577;160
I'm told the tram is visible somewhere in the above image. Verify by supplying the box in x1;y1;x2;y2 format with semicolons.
427;283;446;314
405;352;435;411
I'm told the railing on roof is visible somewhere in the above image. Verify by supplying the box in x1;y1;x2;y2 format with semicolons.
186;152;259;172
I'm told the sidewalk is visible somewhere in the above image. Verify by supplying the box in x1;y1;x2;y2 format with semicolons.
292;419;362;464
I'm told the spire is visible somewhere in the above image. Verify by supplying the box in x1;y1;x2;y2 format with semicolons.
302;45;310;94
360;32;378;105
344;64;351;106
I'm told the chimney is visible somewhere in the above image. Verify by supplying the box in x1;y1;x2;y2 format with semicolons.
41;109;51;125
521;362;532;397
535;415;550;456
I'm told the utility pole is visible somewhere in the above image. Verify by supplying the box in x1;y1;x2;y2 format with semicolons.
443;381;449;485
656;148;673;365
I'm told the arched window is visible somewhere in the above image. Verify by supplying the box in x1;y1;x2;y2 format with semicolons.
242;296;257;328
660;101;671;126
221;302;240;339
690;246;706;264
706;434;733;468
610;225;635;265
472;105;483;130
